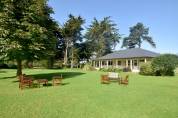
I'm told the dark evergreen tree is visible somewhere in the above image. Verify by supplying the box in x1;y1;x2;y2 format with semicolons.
122;22;156;49
61;14;85;68
85;17;121;57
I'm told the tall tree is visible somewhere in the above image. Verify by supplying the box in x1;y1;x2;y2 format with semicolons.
40;3;61;69
0;0;58;75
85;17;121;57
61;14;85;68
122;22;156;49
74;42;93;62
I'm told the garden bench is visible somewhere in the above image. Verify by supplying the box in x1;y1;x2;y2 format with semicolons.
37;79;48;87
19;74;33;89
52;75;63;86
120;75;129;85
101;75;110;84
108;72;120;82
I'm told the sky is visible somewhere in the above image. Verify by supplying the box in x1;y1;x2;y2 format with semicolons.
48;0;178;54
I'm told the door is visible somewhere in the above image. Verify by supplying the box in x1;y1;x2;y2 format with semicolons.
133;60;139;70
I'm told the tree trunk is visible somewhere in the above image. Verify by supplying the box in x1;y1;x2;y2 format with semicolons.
138;40;141;48
64;42;68;66
16;59;22;76
70;47;74;69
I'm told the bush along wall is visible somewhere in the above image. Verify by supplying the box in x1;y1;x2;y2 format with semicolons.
99;67;123;72
151;54;178;76
82;63;96;71
139;62;153;76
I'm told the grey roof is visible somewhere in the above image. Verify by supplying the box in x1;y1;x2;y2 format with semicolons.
96;48;160;60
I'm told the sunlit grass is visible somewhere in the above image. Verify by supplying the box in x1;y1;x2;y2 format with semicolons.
0;69;178;118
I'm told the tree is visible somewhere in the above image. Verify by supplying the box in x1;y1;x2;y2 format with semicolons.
85;17;121;57
77;42;93;62
26;1;60;69
0;0;58;75
122;22;156;49
61;14;85;68
40;4;61;69
55;34;65;61
74;42;93;64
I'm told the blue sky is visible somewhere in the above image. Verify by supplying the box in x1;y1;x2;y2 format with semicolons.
48;0;178;54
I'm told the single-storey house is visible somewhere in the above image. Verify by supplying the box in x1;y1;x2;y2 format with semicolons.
92;48;160;72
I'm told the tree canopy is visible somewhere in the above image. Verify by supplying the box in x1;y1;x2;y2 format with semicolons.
61;14;85;67
122;22;156;49
0;0;59;75
85;17;121;57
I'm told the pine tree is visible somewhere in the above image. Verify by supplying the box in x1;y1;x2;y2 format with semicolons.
122;22;156;49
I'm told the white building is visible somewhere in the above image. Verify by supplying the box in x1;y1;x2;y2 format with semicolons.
92;48;159;72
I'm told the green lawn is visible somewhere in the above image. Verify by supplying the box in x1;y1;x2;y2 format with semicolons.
0;69;178;118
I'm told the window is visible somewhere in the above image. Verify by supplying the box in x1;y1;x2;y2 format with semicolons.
128;60;130;66
118;61;121;66
140;60;144;62
102;61;106;65
134;60;137;66
108;60;113;65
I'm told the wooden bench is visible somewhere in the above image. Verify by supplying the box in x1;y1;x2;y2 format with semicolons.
37;79;48;87
120;75;129;85
52;75;63;86
19;74;33;90
108;72;120;82
101;75;110;84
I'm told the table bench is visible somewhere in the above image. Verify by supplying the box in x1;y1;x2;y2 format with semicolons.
37;79;48;87
52;75;63;86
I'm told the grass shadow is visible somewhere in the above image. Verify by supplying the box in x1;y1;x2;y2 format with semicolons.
10;72;85;83
0;76;17;80
0;70;7;73
17;82;70;90
29;72;86;81
1;71;85;82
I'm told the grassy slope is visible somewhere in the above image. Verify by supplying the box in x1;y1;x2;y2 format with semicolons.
0;69;178;118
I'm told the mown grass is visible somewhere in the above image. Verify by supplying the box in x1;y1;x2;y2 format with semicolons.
0;69;178;118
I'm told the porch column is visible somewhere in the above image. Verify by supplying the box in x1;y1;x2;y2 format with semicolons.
126;59;128;68
116;60;118;68
130;59;133;70
101;60;103;68
144;58;147;63
106;60;109;69
99;61;101;68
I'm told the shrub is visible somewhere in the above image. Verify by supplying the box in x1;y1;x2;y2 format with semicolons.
33;60;48;68
0;63;9;69
8;64;17;69
139;62;153;75
0;61;17;69
151;54;178;76
99;67;122;72
123;67;131;72
53;60;63;69
99;68;108;72
83;63;96;71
